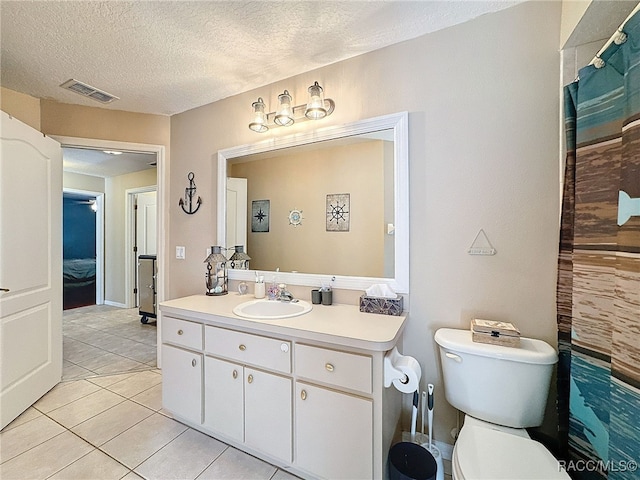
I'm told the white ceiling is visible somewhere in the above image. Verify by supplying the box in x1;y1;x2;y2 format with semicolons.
62;147;156;178
1;0;524;117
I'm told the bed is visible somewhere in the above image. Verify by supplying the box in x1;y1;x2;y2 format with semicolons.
63;258;96;309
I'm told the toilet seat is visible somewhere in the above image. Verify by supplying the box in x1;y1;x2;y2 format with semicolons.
452;424;570;479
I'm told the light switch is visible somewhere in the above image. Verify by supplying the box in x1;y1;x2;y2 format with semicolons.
176;246;186;259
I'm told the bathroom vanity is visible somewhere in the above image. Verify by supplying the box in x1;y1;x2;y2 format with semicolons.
159;294;406;480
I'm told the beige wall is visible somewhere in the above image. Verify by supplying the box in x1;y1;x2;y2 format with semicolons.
0;86;41;130
170;1;562;443
230;141;388;277
63;171;106;193
40;100;169;145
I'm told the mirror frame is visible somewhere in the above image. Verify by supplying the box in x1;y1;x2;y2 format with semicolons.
217;111;409;294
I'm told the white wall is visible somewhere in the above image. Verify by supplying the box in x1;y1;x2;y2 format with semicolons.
169;1;562;444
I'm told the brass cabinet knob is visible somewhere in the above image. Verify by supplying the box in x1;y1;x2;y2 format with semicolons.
177;329;183;336
239;344;246;351
325;363;334;372
191;359;197;367
247;374;253;384
301;389;307;400
232;369;238;379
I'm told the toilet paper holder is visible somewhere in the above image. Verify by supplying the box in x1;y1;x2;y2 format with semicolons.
384;347;421;391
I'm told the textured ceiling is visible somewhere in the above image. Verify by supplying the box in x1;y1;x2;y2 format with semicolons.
63;147;156;178
1;0;523;116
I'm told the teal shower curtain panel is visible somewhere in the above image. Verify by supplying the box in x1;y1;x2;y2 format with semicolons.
558;10;640;480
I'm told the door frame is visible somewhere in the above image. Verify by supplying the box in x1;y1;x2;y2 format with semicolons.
125;186;157;309
62;188;105;305
52;135;166;367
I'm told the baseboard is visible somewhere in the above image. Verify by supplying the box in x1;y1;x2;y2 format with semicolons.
104;300;128;309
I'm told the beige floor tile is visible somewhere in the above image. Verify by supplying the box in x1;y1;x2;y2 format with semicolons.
62;361;95;381
271;469;302;480
134;429;227;480
106;370;162;398
47;389;125;428
33;379;101;413
48;449;130;479
75;351;126;371
93;356;149;375
87;372;136;388
72;400;154;446
0;431;93;479
131;383;163;411
101;413;188;469
121;471;145;479
0;415;65;462
0;407;42;433
197;446;277;479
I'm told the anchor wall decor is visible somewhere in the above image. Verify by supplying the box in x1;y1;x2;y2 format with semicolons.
179;171;202;215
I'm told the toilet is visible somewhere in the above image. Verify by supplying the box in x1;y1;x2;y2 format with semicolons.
434;328;570;480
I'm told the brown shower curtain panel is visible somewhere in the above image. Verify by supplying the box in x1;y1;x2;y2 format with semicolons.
557;10;640;480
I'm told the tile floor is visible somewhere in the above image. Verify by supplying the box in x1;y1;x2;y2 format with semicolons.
62;305;158;381
1;305;297;479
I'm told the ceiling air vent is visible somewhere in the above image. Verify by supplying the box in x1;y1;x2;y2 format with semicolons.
59;79;119;104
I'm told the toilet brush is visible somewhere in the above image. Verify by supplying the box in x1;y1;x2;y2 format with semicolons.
421;383;444;480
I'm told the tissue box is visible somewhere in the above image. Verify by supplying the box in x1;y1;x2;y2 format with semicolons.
471;319;520;347
359;295;403;316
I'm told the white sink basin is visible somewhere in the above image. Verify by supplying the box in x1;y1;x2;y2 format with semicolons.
233;299;312;320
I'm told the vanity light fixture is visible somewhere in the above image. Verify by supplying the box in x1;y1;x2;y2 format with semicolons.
248;81;335;133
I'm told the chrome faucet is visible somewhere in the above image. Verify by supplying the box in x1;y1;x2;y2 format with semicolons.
278;284;295;302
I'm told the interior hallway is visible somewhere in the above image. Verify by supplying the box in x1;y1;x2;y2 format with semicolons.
1;306;297;479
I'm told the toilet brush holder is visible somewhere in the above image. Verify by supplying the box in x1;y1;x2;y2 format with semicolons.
420;443;444;480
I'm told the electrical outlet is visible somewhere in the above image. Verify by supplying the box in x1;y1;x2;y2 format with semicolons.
176;246;186;259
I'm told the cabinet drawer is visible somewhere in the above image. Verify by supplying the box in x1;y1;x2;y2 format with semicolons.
205;326;291;374
295;344;372;394
163;316;203;350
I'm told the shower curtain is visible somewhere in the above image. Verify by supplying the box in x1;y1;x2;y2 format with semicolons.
557;11;640;480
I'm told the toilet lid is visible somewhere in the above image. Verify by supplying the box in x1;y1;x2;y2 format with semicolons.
455;425;570;479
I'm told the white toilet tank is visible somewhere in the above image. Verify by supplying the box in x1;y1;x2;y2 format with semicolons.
434;328;558;428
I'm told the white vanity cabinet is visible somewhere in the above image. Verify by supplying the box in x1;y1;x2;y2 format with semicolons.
161;317;204;425
203;325;292;463
160;295;406;480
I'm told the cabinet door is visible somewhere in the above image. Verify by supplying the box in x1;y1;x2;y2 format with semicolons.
161;345;202;425
295;382;373;479
244;368;292;463
204;356;244;442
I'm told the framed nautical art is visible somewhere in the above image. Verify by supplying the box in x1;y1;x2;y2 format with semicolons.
251;199;270;232
326;193;350;232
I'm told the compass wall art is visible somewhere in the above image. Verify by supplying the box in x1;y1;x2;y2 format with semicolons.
251;200;270;232
326;193;350;232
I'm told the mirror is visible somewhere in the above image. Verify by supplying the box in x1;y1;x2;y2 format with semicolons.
217;112;408;293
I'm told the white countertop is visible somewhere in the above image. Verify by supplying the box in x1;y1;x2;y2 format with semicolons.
160;294;407;352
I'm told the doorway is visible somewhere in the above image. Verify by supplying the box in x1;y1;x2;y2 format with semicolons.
126;187;157;310
54;135;166;369
62;189;105;309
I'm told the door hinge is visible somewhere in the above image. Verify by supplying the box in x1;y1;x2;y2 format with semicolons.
134;288;138;294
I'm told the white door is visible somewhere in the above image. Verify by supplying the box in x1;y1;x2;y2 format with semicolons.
136;191;157;255
226;178;247;251
0;112;62;429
